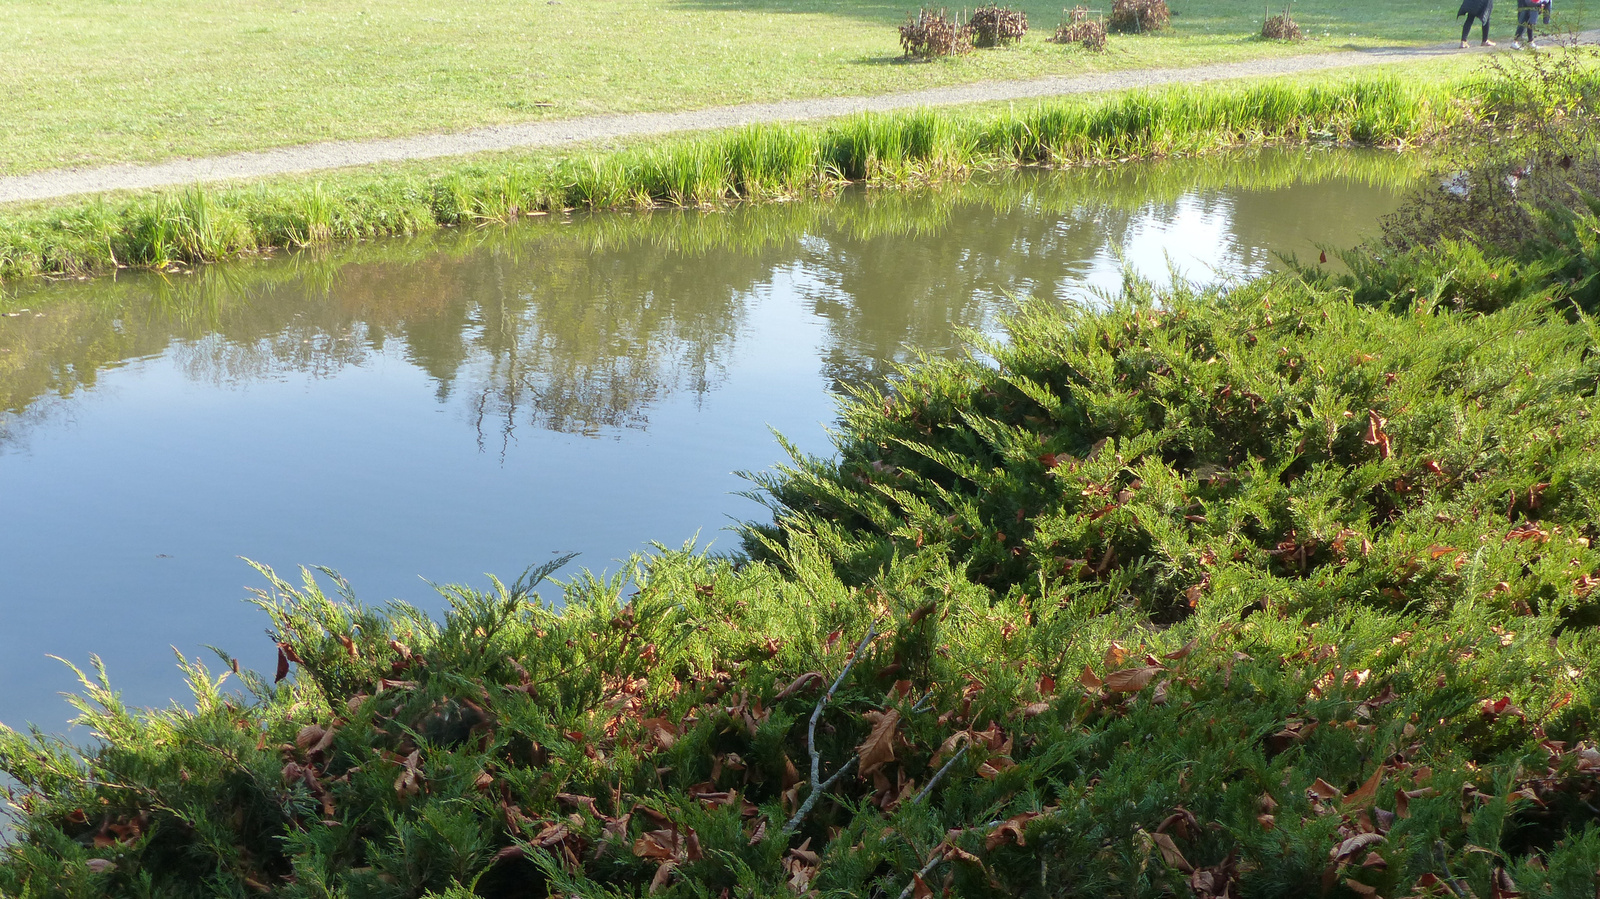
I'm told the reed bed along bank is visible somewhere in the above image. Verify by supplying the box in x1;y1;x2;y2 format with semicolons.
0;75;1463;284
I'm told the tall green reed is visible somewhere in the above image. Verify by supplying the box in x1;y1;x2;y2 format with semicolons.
0;71;1476;282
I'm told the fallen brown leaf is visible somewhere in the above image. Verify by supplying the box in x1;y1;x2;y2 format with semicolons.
1104;665;1165;693
857;709;902;777
1151;831;1194;873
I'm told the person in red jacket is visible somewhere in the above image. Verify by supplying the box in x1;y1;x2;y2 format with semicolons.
1459;0;1496;47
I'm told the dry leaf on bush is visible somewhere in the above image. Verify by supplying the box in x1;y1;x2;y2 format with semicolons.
1104;664;1165;693
857;709;902;777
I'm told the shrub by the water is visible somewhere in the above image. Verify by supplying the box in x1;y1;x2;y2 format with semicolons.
1109;0;1170;33
967;4;1029;47
5;244;1600;896
898;7;972;58
1053;5;1108;50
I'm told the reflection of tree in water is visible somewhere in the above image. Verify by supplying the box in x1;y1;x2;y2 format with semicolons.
0;148;1424;452
800;187;1138;389
0;222;791;449
799;150;1414;389
444;238;786;449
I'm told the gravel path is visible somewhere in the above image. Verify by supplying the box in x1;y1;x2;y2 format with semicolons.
1;36;1589;206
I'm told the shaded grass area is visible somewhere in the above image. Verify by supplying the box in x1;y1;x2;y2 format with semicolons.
0;73;1461;284
0;0;1525;177
3;249;1600;896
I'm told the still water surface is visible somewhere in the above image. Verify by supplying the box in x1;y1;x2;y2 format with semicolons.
0;150;1423;732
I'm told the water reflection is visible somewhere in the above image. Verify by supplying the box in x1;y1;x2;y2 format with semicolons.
1;148;1418;444
0;148;1423;732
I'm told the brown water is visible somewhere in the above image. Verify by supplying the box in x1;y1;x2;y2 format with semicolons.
0;149;1424;733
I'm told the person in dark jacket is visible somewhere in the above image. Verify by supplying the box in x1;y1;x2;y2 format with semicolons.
1459;0;1495;47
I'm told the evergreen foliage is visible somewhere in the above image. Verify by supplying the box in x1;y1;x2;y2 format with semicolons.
5;252;1600;897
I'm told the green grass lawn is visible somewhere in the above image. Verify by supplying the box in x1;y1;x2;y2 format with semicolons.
0;0;1580;177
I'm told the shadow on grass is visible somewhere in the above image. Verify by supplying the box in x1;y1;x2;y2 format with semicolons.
666;0;910;25
853;54;925;66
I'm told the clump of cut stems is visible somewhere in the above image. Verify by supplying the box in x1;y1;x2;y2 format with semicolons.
899;7;972;58
967;4;1029;47
1262;3;1304;40
1054;5;1108;50
1109;0;1170;32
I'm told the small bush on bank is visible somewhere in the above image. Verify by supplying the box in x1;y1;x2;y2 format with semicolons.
1382;44;1600;256
1109;0;1169;32
967;4;1029;47
1053;6;1108;50
898;7;972;58
1262;4;1304;40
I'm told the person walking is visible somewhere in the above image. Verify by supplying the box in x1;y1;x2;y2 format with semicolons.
1513;0;1545;47
1459;0;1496;47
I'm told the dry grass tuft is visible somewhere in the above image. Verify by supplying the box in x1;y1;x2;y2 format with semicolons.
1054;6;1108;50
1262;4;1305;40
899;7;974;58
968;4;1029;46
1109;0;1170;32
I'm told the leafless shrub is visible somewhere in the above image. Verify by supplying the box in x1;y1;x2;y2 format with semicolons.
1053;6;1108;50
968;4;1029;46
1109;0;1169;33
899;8;973;58
1261;4;1304;40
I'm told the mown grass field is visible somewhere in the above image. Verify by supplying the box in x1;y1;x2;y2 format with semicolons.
0;0;1554;177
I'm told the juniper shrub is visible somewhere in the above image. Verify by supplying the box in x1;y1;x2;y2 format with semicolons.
4;253;1600;896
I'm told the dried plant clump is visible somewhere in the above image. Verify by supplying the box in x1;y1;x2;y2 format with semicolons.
1053;6;1108;50
968;4;1029;47
899;8;973;58
1109;0;1170;33
1261;4;1304;40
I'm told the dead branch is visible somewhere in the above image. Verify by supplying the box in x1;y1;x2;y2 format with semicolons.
1433;841;1471;899
781;624;877;835
913;744;967;805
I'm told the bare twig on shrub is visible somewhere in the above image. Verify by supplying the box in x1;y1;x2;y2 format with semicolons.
1433;841;1471;899
912;744;967;804
781;624;877;834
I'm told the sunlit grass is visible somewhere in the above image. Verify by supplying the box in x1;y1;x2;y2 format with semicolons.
0;68;1480;283
0;0;1567;176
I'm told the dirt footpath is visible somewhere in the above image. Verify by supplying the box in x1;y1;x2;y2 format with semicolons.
0;37;1586;206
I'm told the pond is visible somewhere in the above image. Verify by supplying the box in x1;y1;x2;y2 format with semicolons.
0;148;1426;734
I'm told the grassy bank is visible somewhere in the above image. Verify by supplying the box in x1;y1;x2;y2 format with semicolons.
0;0;1518;177
0;73;1463;283
4;232;1600;895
